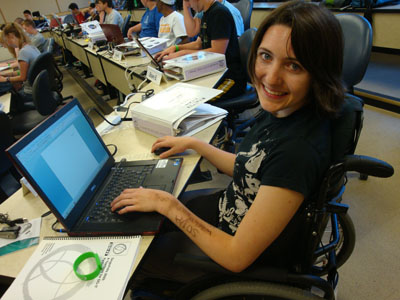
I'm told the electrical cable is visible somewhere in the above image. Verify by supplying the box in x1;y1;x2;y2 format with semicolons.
51;220;67;233
0;213;27;227
86;107;122;126
106;143;118;156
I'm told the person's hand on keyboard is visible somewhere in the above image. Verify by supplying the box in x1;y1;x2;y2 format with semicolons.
110;187;177;216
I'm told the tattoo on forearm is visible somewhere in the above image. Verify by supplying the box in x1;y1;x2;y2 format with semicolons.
175;208;211;238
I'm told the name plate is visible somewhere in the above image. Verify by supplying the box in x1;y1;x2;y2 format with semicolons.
146;65;163;85
113;49;123;61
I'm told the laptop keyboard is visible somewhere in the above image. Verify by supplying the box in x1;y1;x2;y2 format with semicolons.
86;165;154;223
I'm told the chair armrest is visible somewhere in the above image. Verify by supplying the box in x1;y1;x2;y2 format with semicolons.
344;155;394;178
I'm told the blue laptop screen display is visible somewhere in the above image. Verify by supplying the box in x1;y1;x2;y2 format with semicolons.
16;105;109;218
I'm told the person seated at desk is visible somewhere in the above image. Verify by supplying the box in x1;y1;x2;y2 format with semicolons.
13;18;24;25
157;0;189;47
82;3;97;21
0;23;40;113
23;10;41;27
97;0;124;29
111;0;345;293
68;2;86;24
184;0;244;38
127;0;163;38
156;0;246;102
21;20;47;53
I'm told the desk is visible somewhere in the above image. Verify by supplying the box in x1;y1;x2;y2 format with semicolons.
0;67;223;283
0;119;220;281
0;93;11;114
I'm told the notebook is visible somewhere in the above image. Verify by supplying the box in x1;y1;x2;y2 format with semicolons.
6;99;183;236
100;24;125;45
1;235;141;300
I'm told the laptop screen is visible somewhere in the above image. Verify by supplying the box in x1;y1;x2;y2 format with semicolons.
13;102;109;219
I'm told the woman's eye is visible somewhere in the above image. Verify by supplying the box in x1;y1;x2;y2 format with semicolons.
259;52;271;61
289;63;301;71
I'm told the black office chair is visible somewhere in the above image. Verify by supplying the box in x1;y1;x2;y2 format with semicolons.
0;112;21;203
232;0;253;31
122;14;131;38
11;70;62;136
211;28;259;152
337;14;373;94
27;51;72;102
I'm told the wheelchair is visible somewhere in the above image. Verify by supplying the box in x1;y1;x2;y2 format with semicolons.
129;94;394;300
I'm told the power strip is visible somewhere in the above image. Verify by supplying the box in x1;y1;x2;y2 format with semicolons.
96;114;122;136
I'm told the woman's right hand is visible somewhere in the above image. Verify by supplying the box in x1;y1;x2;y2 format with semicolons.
151;136;196;158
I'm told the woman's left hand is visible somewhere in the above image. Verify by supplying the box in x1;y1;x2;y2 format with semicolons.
110;187;177;216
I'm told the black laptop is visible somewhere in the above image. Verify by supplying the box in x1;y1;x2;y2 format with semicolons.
6;99;183;236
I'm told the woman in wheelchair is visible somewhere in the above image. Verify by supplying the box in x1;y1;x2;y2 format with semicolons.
112;0;345;291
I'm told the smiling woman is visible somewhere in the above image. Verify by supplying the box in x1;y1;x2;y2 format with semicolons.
110;0;346;295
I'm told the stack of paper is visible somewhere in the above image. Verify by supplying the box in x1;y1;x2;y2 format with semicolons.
80;21;106;43
131;83;227;137
118;37;169;57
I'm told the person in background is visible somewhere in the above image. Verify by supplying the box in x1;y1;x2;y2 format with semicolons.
21;20;47;53
23;10;41;27
82;3;97;20
111;1;345;294
14;18;24;25
97;0;124;29
68;3;86;24
156;0;246;102
183;0;244;38
127;0;163;38
0;23;40;112
157;0;189;47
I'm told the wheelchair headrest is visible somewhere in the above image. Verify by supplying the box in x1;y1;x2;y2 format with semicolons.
331;94;364;163
336;14;372;91
238;28;257;83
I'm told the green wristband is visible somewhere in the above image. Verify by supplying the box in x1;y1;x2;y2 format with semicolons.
73;252;102;281
175;45;179;52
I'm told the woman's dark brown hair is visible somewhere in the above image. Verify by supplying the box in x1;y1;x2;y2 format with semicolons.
248;0;344;118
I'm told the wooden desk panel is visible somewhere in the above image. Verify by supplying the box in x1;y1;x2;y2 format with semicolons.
100;54;150;95
85;48;108;85
68;39;90;68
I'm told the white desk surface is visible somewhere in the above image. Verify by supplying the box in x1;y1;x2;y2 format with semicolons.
0;93;11;114
0;117;220;279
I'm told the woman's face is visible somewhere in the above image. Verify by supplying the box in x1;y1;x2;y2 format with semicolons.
4;33;19;49
254;24;311;118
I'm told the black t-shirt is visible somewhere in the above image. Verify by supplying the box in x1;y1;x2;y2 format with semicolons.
200;1;245;86
218;105;332;268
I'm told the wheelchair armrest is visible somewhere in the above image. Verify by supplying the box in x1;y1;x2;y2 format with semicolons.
344;154;394;178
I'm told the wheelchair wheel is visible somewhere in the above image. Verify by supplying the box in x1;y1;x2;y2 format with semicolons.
190;281;322;300
314;213;356;275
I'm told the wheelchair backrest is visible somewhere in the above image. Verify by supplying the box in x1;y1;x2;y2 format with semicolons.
295;95;364;273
